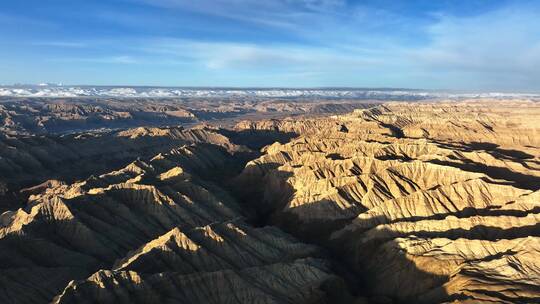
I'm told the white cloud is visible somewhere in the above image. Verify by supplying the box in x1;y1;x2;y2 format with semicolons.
51;55;138;64
126;0;345;30
32;41;87;48
138;38;385;72
410;5;540;89
24;1;540;89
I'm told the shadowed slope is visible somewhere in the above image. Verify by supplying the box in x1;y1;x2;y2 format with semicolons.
235;100;540;303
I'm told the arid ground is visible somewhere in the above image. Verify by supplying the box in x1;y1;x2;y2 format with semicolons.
1;98;539;303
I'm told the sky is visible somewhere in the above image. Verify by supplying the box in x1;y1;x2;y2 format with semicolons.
1;0;540;90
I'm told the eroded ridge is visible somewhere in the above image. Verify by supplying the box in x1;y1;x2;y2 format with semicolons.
2;100;539;303
236;100;540;303
0;125;247;212
0;140;349;304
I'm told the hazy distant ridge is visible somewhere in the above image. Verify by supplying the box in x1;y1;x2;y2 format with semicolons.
1;86;539;99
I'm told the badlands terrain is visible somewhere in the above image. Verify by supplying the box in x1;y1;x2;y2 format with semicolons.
0;96;379;135
0;97;539;303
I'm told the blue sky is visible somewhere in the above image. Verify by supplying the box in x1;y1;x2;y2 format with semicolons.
1;0;539;90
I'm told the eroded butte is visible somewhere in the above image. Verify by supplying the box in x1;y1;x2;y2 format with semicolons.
1;99;539;303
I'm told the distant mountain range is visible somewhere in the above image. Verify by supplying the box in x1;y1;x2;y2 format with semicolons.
1;85;539;99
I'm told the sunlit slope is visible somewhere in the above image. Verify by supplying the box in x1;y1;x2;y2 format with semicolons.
236;100;540;303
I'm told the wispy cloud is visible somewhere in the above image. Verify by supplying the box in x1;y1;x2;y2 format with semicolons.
410;4;540;89
2;0;539;89
32;41;88;48
51;55;139;64
41;2;540;89
0;12;57;28
127;0;345;30
135;38;386;71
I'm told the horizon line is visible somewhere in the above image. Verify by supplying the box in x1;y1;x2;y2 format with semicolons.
3;84;540;94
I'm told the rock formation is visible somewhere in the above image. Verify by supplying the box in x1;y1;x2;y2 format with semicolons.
1;99;539;303
0;97;377;135
0;139;351;303
0;126;247;211
236;100;540;303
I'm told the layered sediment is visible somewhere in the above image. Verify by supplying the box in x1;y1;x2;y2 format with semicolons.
1;99;539;303
236;100;540;303
0;139;350;303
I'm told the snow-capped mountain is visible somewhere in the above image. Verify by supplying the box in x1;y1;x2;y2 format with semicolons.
0;86;538;99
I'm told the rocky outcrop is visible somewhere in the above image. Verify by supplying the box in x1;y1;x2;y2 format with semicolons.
0;98;196;135
0;139;350;303
0;97;377;135
237;100;540;303
52;220;343;304
2;99;539;303
0;126;246;211
53;259;344;304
